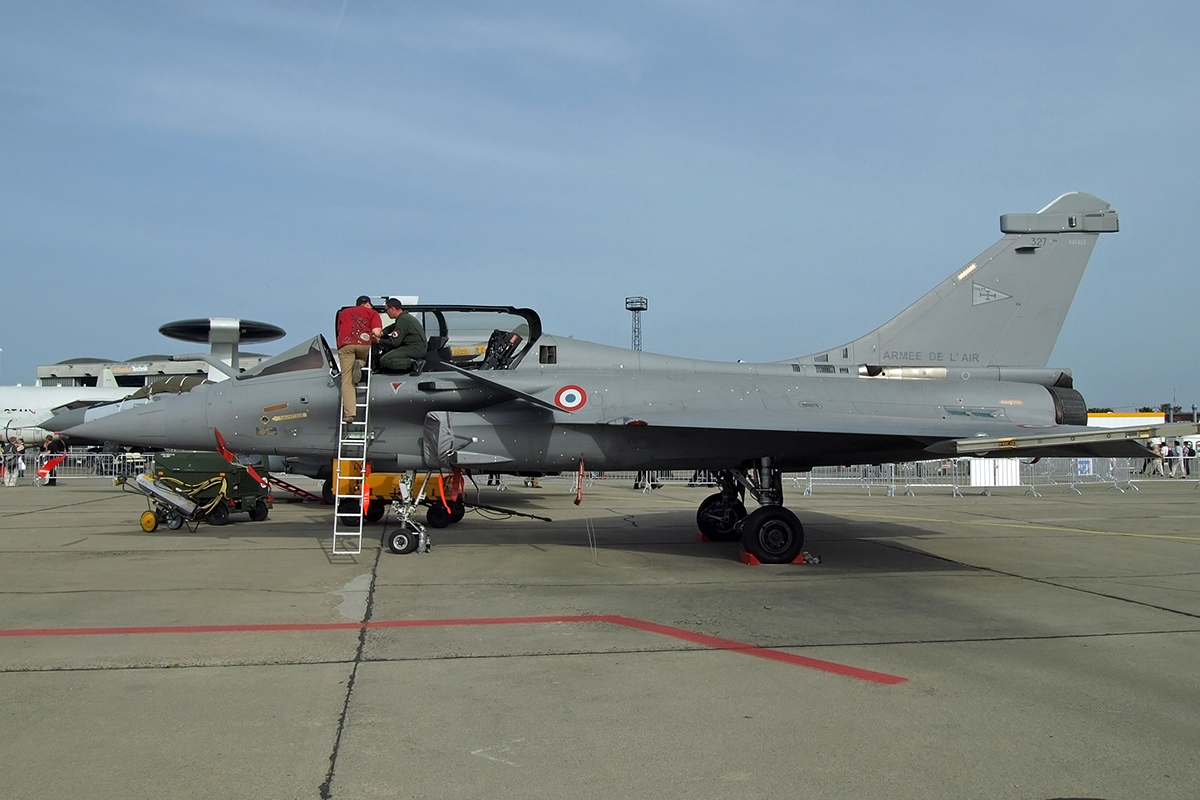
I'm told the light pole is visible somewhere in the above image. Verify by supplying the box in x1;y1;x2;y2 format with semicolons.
625;297;647;351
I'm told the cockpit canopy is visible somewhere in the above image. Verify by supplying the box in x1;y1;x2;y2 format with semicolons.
337;304;542;372
237;337;329;381
237;305;543;381
413;306;539;369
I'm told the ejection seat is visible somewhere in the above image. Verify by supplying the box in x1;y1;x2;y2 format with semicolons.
422;336;453;372
479;330;523;370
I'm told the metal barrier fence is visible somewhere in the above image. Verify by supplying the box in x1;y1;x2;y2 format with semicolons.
1;451;156;486
528;457;1200;497
6;452;1198;493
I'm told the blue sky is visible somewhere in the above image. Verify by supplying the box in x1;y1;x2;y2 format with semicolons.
2;1;1197;410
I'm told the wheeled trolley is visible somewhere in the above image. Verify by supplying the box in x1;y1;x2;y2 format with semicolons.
118;451;271;532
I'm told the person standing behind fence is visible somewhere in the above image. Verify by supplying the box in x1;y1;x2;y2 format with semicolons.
1169;440;1188;478
1144;442;1164;476
2;438;20;486
40;435;66;486
335;296;383;425
15;438;26;481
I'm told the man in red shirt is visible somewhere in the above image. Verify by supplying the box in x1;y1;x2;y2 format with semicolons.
335;295;383;424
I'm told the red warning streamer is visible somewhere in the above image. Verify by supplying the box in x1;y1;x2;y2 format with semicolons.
213;428;266;486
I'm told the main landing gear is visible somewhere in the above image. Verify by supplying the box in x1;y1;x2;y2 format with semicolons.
695;457;805;564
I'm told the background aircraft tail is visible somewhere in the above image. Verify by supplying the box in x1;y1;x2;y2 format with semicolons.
795;192;1118;371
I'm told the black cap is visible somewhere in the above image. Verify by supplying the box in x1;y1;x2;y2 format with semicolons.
356;295;372;305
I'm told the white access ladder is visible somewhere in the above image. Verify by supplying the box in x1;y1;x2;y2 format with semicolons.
332;351;373;555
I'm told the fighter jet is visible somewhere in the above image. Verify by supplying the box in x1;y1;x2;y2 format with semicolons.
59;192;1150;563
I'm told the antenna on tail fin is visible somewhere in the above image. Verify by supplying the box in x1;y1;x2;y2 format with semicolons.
796;192;1118;372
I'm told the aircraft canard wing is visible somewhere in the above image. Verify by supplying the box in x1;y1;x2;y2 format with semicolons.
439;363;564;413
943;422;1198;459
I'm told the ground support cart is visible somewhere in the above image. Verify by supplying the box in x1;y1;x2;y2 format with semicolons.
118;451;271;532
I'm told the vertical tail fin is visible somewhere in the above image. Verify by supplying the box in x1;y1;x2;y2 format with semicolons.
796;192;1118;370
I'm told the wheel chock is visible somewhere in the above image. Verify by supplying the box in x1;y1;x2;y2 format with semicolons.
738;551;820;566
696;532;712;542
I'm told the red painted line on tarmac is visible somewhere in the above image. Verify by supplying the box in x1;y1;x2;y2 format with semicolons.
364;615;595;629
0;614;906;684
0;622;365;637
606;615;908;685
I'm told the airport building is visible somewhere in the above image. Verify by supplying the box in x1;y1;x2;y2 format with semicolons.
35;317;287;387
36;353;272;388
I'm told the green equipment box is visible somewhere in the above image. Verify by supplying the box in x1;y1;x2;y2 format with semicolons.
153;451;270;522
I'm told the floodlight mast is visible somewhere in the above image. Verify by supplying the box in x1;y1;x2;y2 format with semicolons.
625;296;648;351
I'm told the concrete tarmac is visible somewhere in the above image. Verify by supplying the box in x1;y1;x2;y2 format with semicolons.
1;475;1198;799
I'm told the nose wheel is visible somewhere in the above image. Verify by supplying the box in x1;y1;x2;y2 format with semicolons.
385;523;423;554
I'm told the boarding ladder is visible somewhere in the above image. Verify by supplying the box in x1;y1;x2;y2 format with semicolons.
332;351;373;555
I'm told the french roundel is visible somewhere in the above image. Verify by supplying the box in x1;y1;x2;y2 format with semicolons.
554;385;587;411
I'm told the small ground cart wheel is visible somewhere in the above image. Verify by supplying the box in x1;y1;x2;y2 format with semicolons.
166;512;184;530
140;510;159;532
248;499;269;521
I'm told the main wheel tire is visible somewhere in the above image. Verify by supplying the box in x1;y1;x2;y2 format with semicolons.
696;493;747;541
140;510;159;532
426;502;452;528
448;498;465;524
321;479;334;505
741;506;804;564
385;524;420;554
364;499;385;523
206;502;230;526
166;512;184;530
248;499;269;521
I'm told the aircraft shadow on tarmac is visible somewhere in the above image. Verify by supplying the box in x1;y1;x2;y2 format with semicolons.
147;495;978;576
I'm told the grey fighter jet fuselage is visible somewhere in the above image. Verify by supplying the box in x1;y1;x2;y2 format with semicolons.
108;336;1084;471
62;192;1141;563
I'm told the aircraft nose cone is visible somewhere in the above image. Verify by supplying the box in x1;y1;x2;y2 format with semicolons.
41;408;88;433
67;404;168;447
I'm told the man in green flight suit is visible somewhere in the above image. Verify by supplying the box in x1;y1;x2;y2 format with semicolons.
378;297;429;375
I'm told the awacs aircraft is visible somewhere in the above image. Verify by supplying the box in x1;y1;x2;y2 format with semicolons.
58;192;1155;563
1;385;132;442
